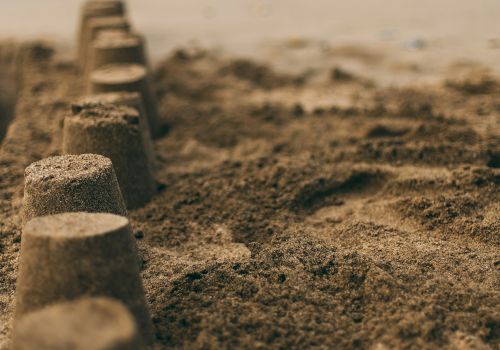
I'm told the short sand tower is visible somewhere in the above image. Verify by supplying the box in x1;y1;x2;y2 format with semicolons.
74;92;156;169
88;63;161;138
82;16;131;75
63;104;156;209
13;297;143;350
89;30;150;75
77;1;126;67
22;154;127;223
15;212;154;345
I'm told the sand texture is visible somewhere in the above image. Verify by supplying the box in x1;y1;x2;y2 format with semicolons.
23;154;127;222
12;297;143;350
63;104;157;209
88;63;162;136
0;39;498;350
15;212;154;345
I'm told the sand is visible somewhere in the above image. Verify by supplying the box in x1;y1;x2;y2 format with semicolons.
13;297;142;350
23;154;127;222
15;212;154;345
63;104;157;209
0;34;499;350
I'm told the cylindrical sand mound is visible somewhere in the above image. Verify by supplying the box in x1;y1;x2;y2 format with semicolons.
82;16;131;75
15;212;154;345
77;1;126;68
22;154;127;223
74;93;156;168
13;297;143;350
63;104;156;209
89;63;161;138
89;30;148;73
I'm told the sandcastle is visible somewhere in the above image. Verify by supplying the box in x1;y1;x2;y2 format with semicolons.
15;212;154;345
88;63;162;137
82;17;131;76
63;104;157;209
77;1;127;68
13;297;143;350
12;1;162;347
73;92;156;167
88;30;150;76
22;154;127;223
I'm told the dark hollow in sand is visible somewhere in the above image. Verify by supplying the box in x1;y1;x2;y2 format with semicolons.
13;297;143;350
88;63;161;138
15;212;154;345
63;104;156;209
82;16;131;75
74;92;156;168
22;154;127;223
77;0;126;68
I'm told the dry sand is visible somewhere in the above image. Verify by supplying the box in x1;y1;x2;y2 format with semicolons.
13;297;142;350
0;2;499;349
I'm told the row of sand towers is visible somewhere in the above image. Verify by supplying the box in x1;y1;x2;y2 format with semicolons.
12;1;162;349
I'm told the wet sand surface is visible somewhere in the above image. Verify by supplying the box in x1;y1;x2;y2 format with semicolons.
0;1;499;349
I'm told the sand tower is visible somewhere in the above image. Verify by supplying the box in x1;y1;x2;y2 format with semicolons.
88;30;151;76
73;92;156;168
63;104;156;209
22;154;127;223
13;297;144;350
82;16;131;75
15;212;154;345
88;63;161;138
77;0;126;68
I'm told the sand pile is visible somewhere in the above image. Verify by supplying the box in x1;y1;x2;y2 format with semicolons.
0;19;498;350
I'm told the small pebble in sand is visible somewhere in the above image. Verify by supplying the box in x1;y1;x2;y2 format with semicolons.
15;212;154;345
22;154;127;223
404;38;427;50
13;297;143;350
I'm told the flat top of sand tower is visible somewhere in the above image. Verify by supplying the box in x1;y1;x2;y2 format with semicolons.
91;64;146;84
14;297;138;350
24;212;128;239
25;154;114;185
70;103;141;127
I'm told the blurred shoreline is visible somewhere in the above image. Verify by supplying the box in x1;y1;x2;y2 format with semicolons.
1;0;499;83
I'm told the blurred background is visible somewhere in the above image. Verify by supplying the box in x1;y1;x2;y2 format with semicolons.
1;1;499;54
1;0;499;82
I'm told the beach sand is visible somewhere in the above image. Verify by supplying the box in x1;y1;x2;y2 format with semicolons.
0;1;499;349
